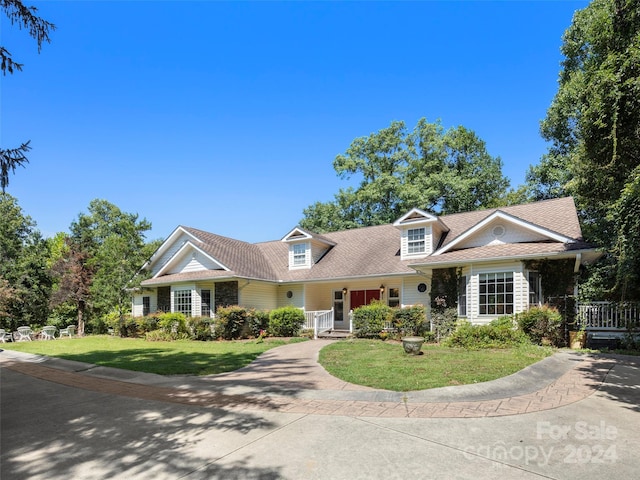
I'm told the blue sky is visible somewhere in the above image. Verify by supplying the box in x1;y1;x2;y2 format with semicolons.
2;0;589;243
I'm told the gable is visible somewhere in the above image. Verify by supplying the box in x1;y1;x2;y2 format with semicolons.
453;218;553;250
163;246;226;275
434;210;573;256
149;230;203;277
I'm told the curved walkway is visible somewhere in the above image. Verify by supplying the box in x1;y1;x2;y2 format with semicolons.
0;340;615;418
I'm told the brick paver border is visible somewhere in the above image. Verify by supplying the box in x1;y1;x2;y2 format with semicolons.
1;355;613;419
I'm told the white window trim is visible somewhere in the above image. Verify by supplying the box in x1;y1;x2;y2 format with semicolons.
289;242;310;269
407;227;426;254
478;271;515;316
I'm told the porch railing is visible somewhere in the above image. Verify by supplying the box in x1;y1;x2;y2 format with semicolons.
577;302;640;330
304;309;334;339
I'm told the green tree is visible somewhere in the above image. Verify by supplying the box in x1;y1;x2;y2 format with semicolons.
69;199;159;326
524;153;571;201
539;0;640;299
301;118;509;232
411;120;510;214
0;193;51;328
1;0;55;192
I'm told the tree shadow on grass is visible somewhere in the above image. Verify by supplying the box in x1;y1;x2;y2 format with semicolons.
49;348;268;376
43;347;323;398
1;367;286;480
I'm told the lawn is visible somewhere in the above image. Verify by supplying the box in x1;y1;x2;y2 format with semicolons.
3;336;553;389
1;335;306;376
318;339;553;391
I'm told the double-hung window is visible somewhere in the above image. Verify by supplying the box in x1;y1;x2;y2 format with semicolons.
528;272;541;307
142;296;150;316
407;228;425;254
201;289;211;317
458;276;467;316
479;272;514;315
293;243;307;266
388;287;400;308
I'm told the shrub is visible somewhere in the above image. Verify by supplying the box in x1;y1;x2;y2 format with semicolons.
269;306;305;337
187;316;214;341
247;309;270;337
158;312;188;335
117;315;139;337
353;300;393;338
393;304;427;336
214;305;249;340
145;329;177;342
138;314;161;334
444;320;530;349
516;306;564;347
431;307;458;342
423;331;436;343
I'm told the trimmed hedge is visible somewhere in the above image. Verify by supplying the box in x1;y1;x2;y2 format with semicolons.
268;306;305;337
392;304;427;336
353;301;393;338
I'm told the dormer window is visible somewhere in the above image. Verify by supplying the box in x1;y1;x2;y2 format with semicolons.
408;228;426;254
293;243;307;266
394;208;448;260
282;227;335;271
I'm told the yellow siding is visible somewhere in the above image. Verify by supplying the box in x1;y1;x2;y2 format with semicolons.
239;281;278;310
277;285;305;309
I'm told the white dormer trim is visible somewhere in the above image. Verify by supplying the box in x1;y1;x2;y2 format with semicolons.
433;210;575;256
393;208;440;227
394;208;449;260
154;241;230;278
281;227;313;242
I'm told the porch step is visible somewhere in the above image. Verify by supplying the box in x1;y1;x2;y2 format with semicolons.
317;329;353;339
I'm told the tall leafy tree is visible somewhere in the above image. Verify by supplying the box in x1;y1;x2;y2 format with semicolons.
0;0;55;192
50;238;93;336
0;193;51;329
539;0;640;299
69;199;159;325
301;118;509;232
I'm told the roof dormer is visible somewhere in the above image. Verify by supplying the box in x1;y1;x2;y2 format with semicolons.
393;208;449;260
281;227;335;270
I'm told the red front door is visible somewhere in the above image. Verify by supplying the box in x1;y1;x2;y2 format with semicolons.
350;289;381;310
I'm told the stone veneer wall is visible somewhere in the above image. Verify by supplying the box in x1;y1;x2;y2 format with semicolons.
157;286;171;313
215;281;238;311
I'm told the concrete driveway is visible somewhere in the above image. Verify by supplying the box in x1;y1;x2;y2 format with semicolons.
1;341;639;479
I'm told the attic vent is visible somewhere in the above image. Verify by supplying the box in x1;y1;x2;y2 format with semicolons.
492;225;506;238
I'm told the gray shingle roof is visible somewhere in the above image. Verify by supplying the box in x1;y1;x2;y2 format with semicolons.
141;197;595;286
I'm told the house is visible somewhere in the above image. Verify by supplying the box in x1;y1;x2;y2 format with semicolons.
132;197;600;332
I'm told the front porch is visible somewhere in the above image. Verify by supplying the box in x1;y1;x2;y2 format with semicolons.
303;309;345;339
576;302;640;349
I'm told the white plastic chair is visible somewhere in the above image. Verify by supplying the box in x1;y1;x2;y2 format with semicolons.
41;326;57;340
0;329;11;343
15;326;33;341
59;325;75;338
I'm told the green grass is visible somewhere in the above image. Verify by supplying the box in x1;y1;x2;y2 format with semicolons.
1;335;306;375
318;339;553;391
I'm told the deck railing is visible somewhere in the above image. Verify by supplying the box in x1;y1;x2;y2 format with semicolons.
577;302;640;330
304;309;334;339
